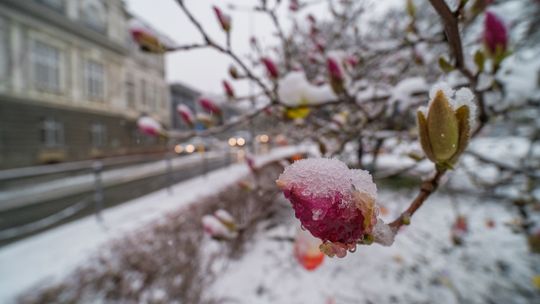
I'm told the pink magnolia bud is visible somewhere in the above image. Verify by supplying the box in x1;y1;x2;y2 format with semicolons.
345;55;359;68
327;57;344;81
276;158;378;257
176;104;194;127
201;214;237;240
214;209;237;230
289;0;300;11
130;28;166;54
261;57;279;79
222;80;235;99
137;116;162;137
294;229;324;271
327;57;345;94
484;11;508;55
213;6;231;32
199;98;221;115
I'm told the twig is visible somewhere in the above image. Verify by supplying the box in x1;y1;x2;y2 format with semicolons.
389;168;446;229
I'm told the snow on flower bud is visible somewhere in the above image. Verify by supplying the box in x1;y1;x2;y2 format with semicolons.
137;116;163;137
201;214;237;240
294;229;324;271
176;104;194;127
222;80;235;99
199;98;221;116
276;158;378;257
195;113;214;128
326;57;345;94
261;57;279;79
484;11;508;56
130;28;166;53
417;83;476;168
214;209;237;231
213;6;231;32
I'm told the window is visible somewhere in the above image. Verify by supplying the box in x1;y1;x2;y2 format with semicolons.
90;122;107;148
84;60;105;101
41;118;64;147
0;18;8;84
141;79;147;108
126;74;135;108
80;0;107;33
149;84;157;111
32;40;62;93
35;0;65;13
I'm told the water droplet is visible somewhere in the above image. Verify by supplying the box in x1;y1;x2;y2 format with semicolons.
348;246;357;253
301;224;306;231
312;209;323;221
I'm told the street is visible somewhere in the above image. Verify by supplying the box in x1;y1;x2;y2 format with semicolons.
0;151;234;246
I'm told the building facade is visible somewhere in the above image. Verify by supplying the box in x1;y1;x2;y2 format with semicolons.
0;0;170;169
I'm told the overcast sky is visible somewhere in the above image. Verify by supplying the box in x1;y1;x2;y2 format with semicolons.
124;0;401;96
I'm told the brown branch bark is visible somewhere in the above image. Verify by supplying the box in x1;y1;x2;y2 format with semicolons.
389;168;446;229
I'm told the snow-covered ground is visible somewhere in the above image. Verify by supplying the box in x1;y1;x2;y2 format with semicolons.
210;190;540;303
1;144;538;303
0;146;311;304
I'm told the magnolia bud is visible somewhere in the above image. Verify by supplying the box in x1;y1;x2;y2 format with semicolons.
417;84;476;168
276;158;378;257
176;104;194;127
345;55;359;68
196;113;214;127
261;57;279;79
483;11;508;56
198;98;222;116
222;80;235;99
137;116;163;137
229;65;239;79
289;0;300;11
326;57;344;94
213;6;231;32
202;213;237;240
214;209;237;231
130;28;167;54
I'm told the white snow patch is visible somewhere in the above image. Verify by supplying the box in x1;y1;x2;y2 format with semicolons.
278;72;336;107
